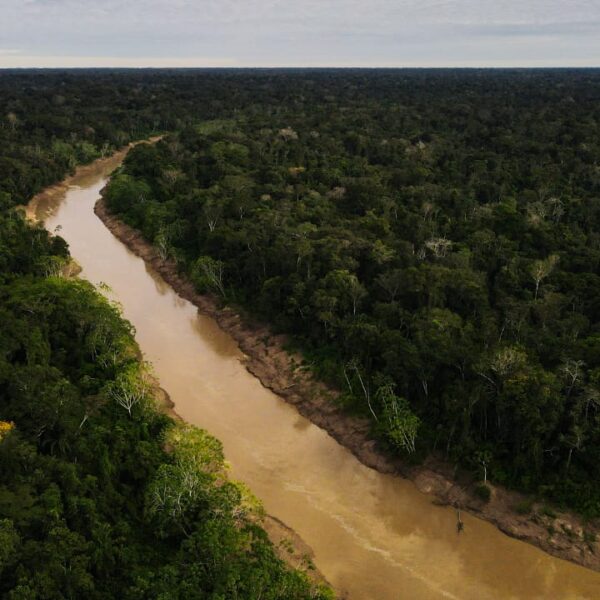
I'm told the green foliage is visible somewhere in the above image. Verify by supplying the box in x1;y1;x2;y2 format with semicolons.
474;484;492;503
103;69;600;518
0;256;328;598
377;384;420;454
0;93;330;597
0;519;19;571
104;174;153;219
0;71;170;207
191;256;226;297
195;119;237;135
6;68;600;593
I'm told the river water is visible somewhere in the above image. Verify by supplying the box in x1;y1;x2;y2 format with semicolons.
30;153;600;599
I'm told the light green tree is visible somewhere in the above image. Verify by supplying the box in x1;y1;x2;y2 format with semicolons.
376;383;420;453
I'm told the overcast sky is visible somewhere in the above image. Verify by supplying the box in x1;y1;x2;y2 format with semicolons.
0;0;598;68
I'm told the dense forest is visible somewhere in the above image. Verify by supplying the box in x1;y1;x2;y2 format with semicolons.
3;69;600;597
102;69;600;517
0;71;333;598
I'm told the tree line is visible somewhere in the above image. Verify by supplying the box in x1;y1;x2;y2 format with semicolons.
103;68;600;518
0;70;335;598
3;69;600;598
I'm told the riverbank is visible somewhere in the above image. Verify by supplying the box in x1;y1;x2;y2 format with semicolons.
24;138;162;222
96;193;600;572
25;153;333;594
148;370;334;590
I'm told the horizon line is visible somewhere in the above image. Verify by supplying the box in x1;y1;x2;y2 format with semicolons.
2;65;600;70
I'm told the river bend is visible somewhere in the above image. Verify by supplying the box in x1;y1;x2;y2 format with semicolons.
29;152;600;600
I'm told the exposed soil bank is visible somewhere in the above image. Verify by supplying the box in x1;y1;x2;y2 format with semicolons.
96;194;600;573
24;138;162;222
262;515;336;594
26;148;330;593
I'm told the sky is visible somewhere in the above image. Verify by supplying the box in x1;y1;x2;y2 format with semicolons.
0;0;599;68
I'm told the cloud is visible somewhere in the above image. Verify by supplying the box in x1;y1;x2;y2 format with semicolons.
455;20;600;38
0;54;236;68
1;0;599;67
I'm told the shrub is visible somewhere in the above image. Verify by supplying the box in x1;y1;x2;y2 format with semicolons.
474;483;491;502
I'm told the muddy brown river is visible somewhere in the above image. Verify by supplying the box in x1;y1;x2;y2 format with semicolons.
29;152;600;599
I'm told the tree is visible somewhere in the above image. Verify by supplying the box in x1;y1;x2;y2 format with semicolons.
146;424;230;536
561;425;586;474
376;383;420;453
104;174;152;215
155;228;171;261
376;269;403;302
6;112;17;131
561;359;586;399
107;363;150;417
530;254;559;300
474;449;492;483
344;359;378;421
192;256;226;297
323;269;367;317
0;519;19;572
203;199;222;232
424;237;452;259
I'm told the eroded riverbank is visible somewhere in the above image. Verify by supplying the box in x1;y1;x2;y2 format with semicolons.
95;193;600;574
146;354;332;589
28;147;600;599
25;150;331;592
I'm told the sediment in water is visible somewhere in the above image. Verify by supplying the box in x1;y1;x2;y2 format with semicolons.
25;149;332;591
95;194;600;572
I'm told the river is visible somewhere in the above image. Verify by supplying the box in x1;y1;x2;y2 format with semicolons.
29;151;600;599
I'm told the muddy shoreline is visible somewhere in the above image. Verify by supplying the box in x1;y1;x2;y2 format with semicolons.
25;150;332;593
24;139;162;222
95;193;600;572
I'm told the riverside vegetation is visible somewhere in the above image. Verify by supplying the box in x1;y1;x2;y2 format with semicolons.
2;69;600;595
0;71;332;598
103;69;600;521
